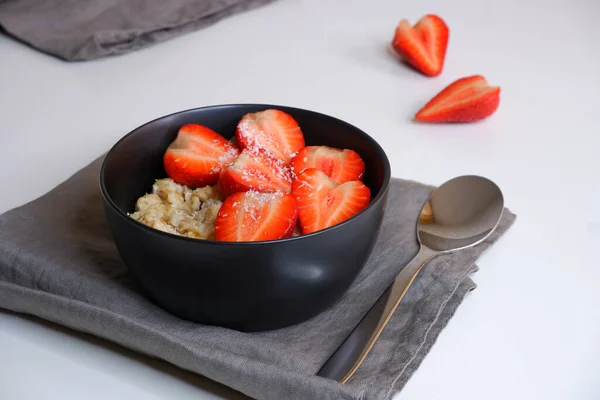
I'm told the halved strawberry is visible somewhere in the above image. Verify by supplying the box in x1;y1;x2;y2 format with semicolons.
163;124;239;187
392;14;449;77
214;191;298;242
236;109;305;164
219;149;293;196
415;75;500;123
292;169;371;235
290;146;365;184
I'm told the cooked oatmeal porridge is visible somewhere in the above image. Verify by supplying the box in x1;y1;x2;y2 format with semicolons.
130;178;224;240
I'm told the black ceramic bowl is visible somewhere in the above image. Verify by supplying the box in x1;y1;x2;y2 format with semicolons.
100;104;391;332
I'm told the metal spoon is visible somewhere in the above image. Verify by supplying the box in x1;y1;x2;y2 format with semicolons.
317;175;504;383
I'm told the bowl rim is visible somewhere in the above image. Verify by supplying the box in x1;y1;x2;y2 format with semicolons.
100;103;392;246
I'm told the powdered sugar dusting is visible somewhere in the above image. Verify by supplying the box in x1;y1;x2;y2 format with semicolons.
238;114;282;161
242;168;268;184
228;149;292;192
239;190;282;223
296;179;313;189
211;145;239;173
245;190;282;204
269;154;292;181
219;145;239;165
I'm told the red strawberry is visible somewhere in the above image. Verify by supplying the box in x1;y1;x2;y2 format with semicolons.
219;149;293;196
392;14;449;77
292;169;371;235
215;191;298;242
291;146;365;184
415;75;500;123
163;124;239;187
236;109;305;164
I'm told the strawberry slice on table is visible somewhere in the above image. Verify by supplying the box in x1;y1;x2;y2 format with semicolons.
292;169;371;235
290;146;365;184
392;14;449;77
415;75;501;123
214;191;298;242
236;109;305;164
219;149;293;196
163;124;239;187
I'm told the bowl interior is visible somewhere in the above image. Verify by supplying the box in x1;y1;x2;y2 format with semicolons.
102;104;390;224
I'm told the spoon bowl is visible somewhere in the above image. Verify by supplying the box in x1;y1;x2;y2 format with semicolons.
418;175;504;251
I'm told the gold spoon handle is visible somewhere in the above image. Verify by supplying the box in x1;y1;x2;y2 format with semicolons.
317;245;438;383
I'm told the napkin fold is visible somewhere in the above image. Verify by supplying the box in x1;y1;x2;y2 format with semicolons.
0;0;277;61
0;155;515;400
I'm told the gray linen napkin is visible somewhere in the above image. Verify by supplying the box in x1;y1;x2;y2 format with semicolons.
0;0;277;61
0;155;515;400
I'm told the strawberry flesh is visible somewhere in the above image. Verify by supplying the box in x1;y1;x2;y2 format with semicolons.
291;146;365;184
163;124;239;187
236;109;305;164
219;149;293;196
415;75;500;123
214;191;298;242
392;14;449;77
292;169;371;235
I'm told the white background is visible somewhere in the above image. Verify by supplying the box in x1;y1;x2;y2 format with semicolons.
1;0;599;399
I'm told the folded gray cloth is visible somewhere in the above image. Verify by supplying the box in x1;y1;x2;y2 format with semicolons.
0;0;276;61
0;155;515;400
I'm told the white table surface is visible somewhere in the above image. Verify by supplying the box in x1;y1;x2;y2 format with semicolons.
1;0;599;398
